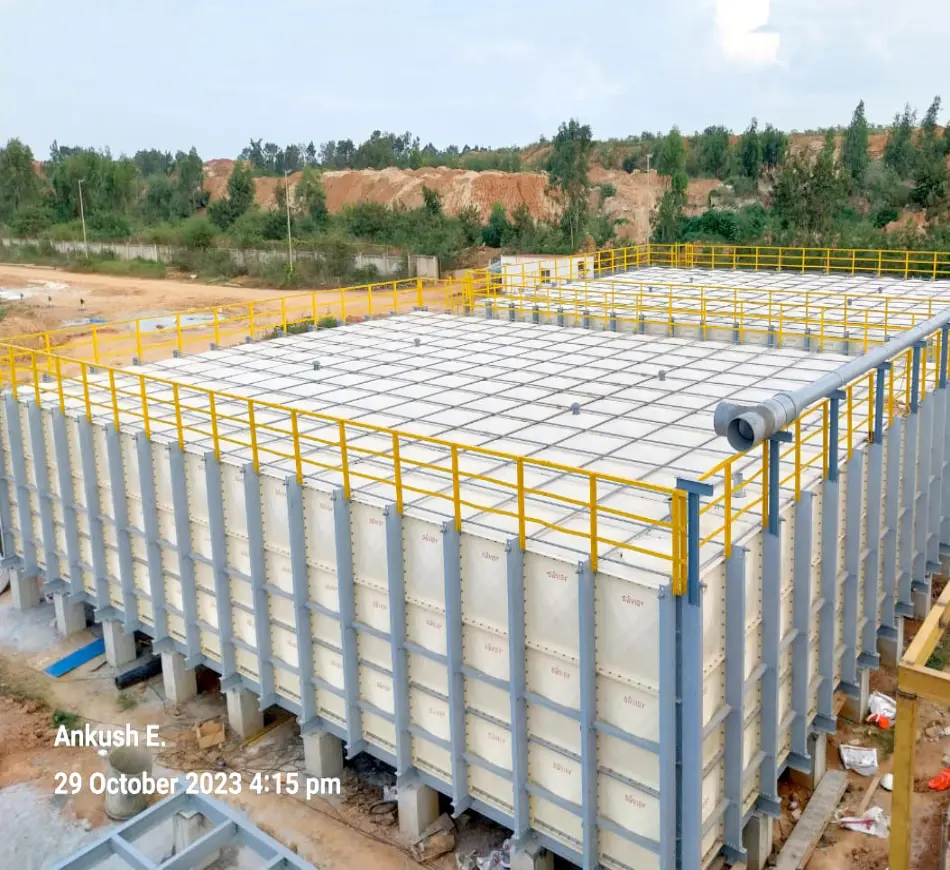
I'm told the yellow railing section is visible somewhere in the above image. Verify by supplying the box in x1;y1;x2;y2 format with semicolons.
473;242;950;290
465;277;946;354
5;343;685;586
1;277;461;375
890;580;950;870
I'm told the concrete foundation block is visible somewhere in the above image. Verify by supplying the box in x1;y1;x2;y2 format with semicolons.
303;729;344;781
10;569;40;610
161;651;197;706
397;779;440;838
878;619;905;669
742;812;774;870
510;838;554;870
839;668;871;723
225;687;263;739
173;809;219;870
789;732;828;790
914;577;933;620
102;619;137;668
53;592;86;637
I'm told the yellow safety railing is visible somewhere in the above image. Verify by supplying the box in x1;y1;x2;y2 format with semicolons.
6;344;684;587
0;276;462;377
465;277;945;354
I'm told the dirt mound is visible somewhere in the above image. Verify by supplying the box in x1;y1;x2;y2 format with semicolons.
202;160;724;243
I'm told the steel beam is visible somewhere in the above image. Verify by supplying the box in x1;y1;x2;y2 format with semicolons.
78;416;109;609
106;424;138;630
28;402;60;588
442;520;469;815
578;558;597;870
898;399;919;615
791;491;814;759
385;505;412;777
169;444;200;664
51;411;82;596
0;401;17;563
136;432;168;641
286;475;316;725
506;537;529;841
333;487;363;756
6;392;36;576
206;453;237;682
880;416;902;637
841;448;865;687
723;547;747;864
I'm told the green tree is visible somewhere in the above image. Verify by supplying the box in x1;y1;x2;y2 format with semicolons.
883;104;917;178
294;167;329;225
651;171;688;243
482;203;512;248
739;118;763;180
760;124;788;172
842;100;870;185
654;127;686;176
0;138;41;219
175;148;205;214
546;119;594;249
695;126;731;178
209;162;255;229
421;186;442;216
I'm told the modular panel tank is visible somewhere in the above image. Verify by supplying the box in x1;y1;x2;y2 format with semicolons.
1;296;949;870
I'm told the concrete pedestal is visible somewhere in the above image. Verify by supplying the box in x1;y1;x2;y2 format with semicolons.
303;729;344;780
839;668;871;724
10;569;40;610
173;809;219;870
789;732;828;790
161;651;197;705
510;838;554;870
742;812;774;870
102;619;136;668
54;593;86;637
397;779;440;838
878;619;905;669
914;577;933;620
225;687;263;739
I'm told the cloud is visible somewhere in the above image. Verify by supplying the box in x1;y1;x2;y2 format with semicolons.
715;0;781;67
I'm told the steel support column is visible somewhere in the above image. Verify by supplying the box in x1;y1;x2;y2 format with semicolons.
898;344;922;615
760;433;789;815
0;404;17;564
52;411;82;597
106;424;138;630
880;382;901;638
28;402;60;588
442;521;469;815
675;478;714;869
6;393;36;577
862;366;888;665
913;342;934;594
385;505;412;777
722;547;748;864
136;433;167;641
817;391;845;731
333;487;364;756
578;558;597;870
286;476;316;724
78;416;109;610
243;464;276;707
204;454;236;681
506;538;529;841
169;444;200;664
790;491;814;760
841;447;865;688
928;326;949;563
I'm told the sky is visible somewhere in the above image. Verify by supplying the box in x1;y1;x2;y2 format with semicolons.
1;0;948;160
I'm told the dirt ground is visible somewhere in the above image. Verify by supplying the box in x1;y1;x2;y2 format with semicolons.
0;592;498;870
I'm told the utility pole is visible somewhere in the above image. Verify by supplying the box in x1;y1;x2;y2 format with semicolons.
78;179;88;257
284;169;294;269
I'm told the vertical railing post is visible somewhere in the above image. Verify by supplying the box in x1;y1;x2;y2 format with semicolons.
673;477;713;870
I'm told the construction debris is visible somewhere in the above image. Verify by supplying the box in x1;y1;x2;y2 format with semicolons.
194;720;225;750
410;813;456;862
774;770;849;870
839;744;878;776
866;691;896;729
839;806;890;839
